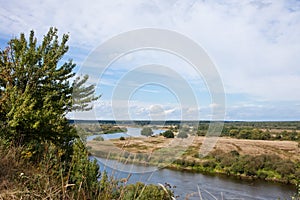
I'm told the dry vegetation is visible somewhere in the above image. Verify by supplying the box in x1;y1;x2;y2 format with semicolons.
87;136;191;166
87;136;300;162
209;137;299;161
87;135;300;185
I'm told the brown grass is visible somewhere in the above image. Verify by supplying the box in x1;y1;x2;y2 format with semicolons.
87;136;300;162
213;137;300;161
0;145;65;200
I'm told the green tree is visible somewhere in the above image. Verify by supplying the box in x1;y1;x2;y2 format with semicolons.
162;130;174;138
120;136;126;140
238;129;251;139
0;28;98;146
141;127;153;137
72;74;99;111
177;131;188;138
93;136;104;141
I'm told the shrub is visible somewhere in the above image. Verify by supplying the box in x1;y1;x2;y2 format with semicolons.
257;170;268;179
120;136;126;140
220;155;236;168
230;150;240;157
162;130;174;138
202;160;217;169
276;161;295;176
93;136;104;141
177;131;188;138
141;127;153;137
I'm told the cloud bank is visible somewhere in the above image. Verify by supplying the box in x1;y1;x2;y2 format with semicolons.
1;0;300;120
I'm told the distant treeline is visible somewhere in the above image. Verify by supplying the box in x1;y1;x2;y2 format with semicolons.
69;119;211;126
196;122;300;141
69;120;300;129
222;121;300;130
71;120;300;141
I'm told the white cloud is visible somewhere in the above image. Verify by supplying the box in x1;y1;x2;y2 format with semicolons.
2;0;300;120
209;103;219;109
69;99;208;120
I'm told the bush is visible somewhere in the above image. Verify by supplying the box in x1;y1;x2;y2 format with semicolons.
162;130;174;138
276;161;295;176
220;155;236;168
93;136;104;141
231;161;245;174
257;170;268;179
197;130;206;136
120;136;126;140
230;150;240;157
177;131;188;138
202;160;217;169
141;127;153;137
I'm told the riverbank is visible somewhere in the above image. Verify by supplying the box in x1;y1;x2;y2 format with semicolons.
87;135;300;185
94;156;297;200
166;163;296;185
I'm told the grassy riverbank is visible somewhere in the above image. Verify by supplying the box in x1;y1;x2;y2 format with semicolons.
87;135;300;185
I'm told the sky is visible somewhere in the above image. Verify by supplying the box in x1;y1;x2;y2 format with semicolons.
0;0;300;121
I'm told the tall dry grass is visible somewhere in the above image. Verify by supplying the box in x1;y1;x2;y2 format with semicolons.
0;140;174;200
0;142;64;199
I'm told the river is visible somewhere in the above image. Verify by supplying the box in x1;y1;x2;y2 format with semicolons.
87;128;296;199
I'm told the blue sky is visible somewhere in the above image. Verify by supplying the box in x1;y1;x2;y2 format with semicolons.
0;0;300;121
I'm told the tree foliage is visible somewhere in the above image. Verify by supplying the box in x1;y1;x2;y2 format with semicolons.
72;75;99;111
141;127;153;137
0;28;98;146
177;131;188;138
162;130;174;138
